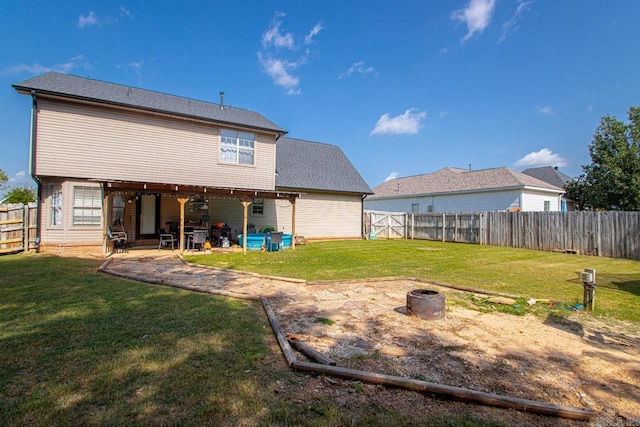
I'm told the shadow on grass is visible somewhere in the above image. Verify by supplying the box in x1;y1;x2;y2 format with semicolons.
0;254;510;427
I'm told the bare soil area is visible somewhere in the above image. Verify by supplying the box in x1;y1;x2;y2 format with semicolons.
106;255;640;426
269;278;640;425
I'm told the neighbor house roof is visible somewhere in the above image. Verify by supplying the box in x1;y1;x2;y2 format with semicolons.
275;137;373;195
521;166;573;189
370;167;563;198
13;72;286;134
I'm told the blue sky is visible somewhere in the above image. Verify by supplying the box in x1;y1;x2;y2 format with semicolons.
1;1;639;192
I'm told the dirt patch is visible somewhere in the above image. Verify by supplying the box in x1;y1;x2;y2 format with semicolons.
268;278;640;424
105;256;640;425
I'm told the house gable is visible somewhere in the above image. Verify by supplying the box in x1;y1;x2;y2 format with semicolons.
275;137;372;195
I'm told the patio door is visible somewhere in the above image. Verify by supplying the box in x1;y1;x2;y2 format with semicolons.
136;194;160;239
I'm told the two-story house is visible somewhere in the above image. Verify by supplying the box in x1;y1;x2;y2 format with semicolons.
13;72;372;254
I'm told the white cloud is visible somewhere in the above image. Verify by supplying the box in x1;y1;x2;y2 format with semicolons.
7;171;33;186
587;105;593;113
78;11;98;28
384;172;399;182
120;6;133;18
498;1;532;43
129;60;144;70
515;148;567;168
438;111;448;119
370;109;427;136
258;14;322;95
258;54;300;95
339;61;376;79
4;55;88;75
304;23;324;45
262;14;295;49
451;0;497;42
538;106;553;115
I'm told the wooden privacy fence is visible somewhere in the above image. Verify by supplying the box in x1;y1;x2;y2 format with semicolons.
364;210;640;260
0;203;38;254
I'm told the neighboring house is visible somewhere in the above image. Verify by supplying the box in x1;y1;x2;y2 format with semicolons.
364;167;565;213
13;72;372;254
521;166;574;211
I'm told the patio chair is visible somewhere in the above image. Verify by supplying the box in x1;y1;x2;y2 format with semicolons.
107;226;128;253
157;228;177;251
188;229;208;251
267;232;283;252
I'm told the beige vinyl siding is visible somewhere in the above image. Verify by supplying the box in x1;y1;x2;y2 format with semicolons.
39;178;103;248
206;198;281;237
35;99;276;190
276;192;363;239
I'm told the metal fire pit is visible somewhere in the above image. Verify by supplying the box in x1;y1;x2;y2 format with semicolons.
406;289;445;320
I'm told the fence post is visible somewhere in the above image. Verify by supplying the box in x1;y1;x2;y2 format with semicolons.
23;204;29;251
454;213;458;242
411;213;414;240
442;213;446;242
596;211;601;257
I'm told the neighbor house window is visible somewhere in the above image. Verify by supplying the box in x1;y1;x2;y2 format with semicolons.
73;186;102;226
220;129;255;165
51;185;62;227
427;205;434;213
251;199;264;215
411;203;419;213
544;201;551;211
112;194;125;226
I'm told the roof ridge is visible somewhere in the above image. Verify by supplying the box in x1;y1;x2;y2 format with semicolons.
40;71;258;113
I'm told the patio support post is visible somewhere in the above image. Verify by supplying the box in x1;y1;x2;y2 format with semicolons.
102;191;109;255
240;199;251;255
177;198;189;252
291;197;296;250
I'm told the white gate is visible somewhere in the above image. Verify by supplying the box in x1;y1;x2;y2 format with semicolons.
365;211;406;239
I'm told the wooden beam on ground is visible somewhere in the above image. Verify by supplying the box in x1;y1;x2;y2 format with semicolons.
291;360;594;421
261;297;296;366
287;336;335;365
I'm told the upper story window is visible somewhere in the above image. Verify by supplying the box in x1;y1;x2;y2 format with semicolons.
544;200;551;211
220;129;255;165
411;203;419;213
51;185;62;227
73;186;102;226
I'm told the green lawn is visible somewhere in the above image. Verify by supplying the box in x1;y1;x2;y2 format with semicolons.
187;239;640;322
0;253;504;426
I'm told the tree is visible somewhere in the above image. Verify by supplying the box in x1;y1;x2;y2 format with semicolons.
566;107;640;210
0;169;7;191
3;186;36;204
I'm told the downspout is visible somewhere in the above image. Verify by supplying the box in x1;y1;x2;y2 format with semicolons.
30;90;42;252
361;194;367;239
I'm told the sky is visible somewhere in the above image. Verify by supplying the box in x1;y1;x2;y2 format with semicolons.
1;0;639;192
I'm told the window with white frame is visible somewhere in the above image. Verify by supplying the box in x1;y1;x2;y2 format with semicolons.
411;203;419;213
73;186;102;226
112;193;125;225
51;185;62;227
220;129;255;165
251;199;264;215
544;200;551;211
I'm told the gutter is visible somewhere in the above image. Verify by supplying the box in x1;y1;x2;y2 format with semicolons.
29;90;42;252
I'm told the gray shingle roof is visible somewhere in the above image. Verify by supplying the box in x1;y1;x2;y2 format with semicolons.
276;137;373;195
521;166;573;189
13;72;286;133
370;167;563;198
